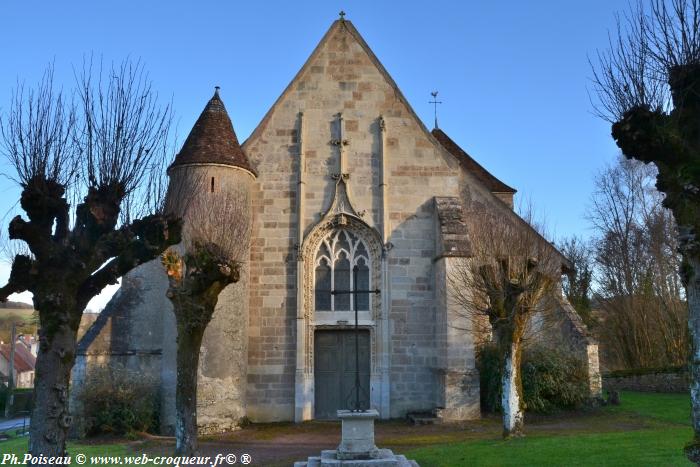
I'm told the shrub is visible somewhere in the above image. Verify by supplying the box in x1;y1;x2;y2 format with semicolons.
75;365;159;437
477;343;590;414
0;387;33;416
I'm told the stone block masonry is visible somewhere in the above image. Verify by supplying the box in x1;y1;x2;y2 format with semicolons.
603;369;689;394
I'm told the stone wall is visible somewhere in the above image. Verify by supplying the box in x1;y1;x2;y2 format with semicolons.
603;370;689;393
70;274;164;437
526;294;602;398
73;257;250;437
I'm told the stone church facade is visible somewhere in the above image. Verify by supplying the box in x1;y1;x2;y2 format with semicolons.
71;18;600;434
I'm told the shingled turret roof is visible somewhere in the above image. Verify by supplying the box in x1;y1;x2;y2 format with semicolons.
170;89;255;174
432;128;515;194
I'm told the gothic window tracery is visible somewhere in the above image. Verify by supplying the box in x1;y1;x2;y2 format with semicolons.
314;229;370;312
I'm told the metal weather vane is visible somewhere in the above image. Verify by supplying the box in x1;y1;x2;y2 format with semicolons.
429;91;442;129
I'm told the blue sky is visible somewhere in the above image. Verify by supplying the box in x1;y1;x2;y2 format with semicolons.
0;0;627;307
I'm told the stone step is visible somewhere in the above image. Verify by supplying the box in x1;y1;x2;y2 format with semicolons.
294;456;322;467
298;449;419;466
395;456;420;467
320;458;401;466
406;411;440;426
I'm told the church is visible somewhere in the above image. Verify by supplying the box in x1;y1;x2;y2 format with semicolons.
71;16;600;435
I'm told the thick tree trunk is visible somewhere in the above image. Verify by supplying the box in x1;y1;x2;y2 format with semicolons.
685;255;700;464
175;324;205;456
501;341;524;439
28;321;78;458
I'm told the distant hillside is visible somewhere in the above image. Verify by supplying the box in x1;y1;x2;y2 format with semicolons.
0;306;37;343
0;301;32;309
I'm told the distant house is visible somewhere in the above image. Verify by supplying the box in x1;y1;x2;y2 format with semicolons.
18;335;38;357
0;340;36;388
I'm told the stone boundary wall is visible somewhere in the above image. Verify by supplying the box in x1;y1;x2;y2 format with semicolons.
603;370;689;393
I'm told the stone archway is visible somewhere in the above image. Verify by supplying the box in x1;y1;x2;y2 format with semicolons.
294;214;387;421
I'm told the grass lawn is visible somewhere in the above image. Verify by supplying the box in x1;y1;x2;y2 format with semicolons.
407;391;693;467
0;437;129;464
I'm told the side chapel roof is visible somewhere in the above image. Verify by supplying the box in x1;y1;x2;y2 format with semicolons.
431;128;516;194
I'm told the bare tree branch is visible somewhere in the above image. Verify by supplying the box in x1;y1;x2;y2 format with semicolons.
0;65;79;188
76;57;172;198
590;4;670;122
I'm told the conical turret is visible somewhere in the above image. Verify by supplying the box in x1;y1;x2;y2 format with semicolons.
170;88;255;175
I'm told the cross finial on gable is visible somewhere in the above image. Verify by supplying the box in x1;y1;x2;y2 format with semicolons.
339;10;346;21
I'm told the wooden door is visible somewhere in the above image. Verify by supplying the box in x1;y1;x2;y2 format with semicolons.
314;329;370;419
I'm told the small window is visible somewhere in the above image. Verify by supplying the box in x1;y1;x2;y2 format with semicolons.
210;177;215;193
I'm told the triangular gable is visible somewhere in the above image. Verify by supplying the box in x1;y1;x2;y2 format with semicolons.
242;19;455;166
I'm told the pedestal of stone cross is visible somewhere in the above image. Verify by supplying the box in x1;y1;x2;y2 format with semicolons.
337;409;379;459
294;409;420;466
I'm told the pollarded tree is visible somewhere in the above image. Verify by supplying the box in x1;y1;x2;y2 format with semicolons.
0;63;180;457
161;186;250;456
591;1;700;460
449;210;560;438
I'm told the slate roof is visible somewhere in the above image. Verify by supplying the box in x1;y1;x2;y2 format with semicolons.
170;89;256;175
431;128;516;194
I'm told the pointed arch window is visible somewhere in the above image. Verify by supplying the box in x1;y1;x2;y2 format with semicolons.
314;229;371;312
